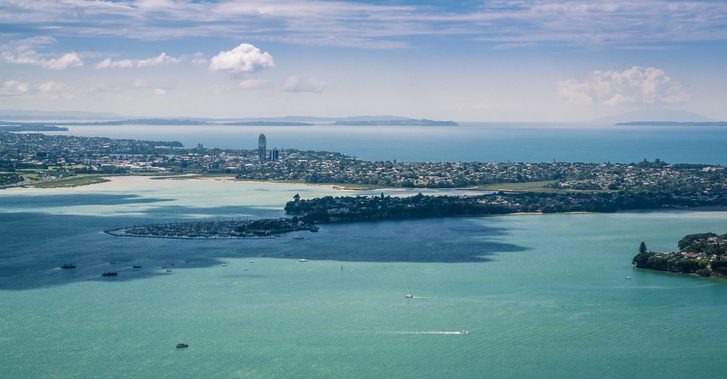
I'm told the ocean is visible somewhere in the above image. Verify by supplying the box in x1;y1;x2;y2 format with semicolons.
50;123;727;164
2;124;727;378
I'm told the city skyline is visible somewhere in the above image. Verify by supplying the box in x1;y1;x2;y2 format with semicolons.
1;1;727;122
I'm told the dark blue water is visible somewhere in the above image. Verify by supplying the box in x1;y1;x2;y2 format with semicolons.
58;123;727;164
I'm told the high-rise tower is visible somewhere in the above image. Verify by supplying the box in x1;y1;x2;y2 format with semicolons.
258;134;266;161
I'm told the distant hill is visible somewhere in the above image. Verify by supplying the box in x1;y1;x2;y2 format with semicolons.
0;109;123;121
0;110;456;126
615;121;727;127
593;109;714;125
333;118;458;126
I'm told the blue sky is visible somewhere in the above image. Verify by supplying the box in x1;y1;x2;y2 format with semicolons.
1;0;726;121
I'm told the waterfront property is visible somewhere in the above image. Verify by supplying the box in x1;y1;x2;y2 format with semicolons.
633;233;727;278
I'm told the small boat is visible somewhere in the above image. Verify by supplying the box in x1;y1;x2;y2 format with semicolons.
176;343;189;349
299;258;308;263
60;263;76;269
132;265;142;269
102;272;117;277
293;234;304;240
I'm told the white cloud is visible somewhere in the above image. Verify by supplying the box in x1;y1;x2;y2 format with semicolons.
1;37;83;70
0;80;30;96
42;53;84;70
96;53;179;69
557;66;687;106
130;78;174;96
209;44;274;73
283;76;326;93
190;52;208;66
38;81;65;93
239;79;269;89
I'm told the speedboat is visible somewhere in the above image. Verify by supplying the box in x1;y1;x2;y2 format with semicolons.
405;292;413;299
458;331;470;335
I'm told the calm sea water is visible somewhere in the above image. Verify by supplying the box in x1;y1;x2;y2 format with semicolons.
54;123;727;164
2;177;727;378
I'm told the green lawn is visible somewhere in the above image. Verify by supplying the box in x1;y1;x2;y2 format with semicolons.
32;175;110;188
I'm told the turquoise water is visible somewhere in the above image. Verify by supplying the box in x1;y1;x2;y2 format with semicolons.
54;123;727;164
2;177;727;378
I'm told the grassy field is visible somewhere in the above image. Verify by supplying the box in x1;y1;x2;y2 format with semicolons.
32;175;110;188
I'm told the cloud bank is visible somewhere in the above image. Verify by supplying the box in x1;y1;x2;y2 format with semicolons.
1;37;83;70
96;53;179;69
557;66;687;106
2;1;726;48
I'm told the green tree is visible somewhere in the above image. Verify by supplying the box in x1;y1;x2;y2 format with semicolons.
639;241;648;254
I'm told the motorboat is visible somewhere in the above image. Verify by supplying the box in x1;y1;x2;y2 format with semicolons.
102;272;117;277
61;263;76;269
299;258;308;262
176;343;189;349
293;234;304;240
132;265;142;269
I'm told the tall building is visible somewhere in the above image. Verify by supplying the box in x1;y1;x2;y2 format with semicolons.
271;148;279;161
258;134;266;161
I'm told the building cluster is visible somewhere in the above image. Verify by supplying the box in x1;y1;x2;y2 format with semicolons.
257;134;279;162
1;131;726;197
633;233;727;278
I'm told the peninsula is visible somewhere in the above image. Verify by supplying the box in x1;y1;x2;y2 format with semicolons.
632;233;727;278
106;218;318;239
106;191;727;240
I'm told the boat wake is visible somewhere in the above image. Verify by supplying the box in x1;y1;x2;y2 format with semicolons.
386;330;470;335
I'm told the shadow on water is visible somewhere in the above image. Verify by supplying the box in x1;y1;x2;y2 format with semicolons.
0;193;174;208
0;200;528;290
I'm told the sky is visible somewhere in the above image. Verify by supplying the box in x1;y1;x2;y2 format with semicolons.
1;0;726;122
